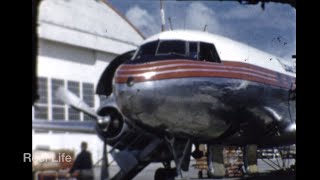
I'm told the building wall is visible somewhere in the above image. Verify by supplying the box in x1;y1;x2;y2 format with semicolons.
39;0;143;54
37;39;112;87
33;0;144;164
33;39;115;163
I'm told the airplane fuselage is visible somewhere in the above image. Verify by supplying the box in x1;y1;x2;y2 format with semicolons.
111;30;296;141
114;59;295;140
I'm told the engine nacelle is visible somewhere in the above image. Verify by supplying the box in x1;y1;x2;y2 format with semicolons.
95;50;157;151
96;105;126;141
96;95;156;151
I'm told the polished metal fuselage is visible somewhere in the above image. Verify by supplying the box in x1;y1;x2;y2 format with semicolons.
114;76;295;140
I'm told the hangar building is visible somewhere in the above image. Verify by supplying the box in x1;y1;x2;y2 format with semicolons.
32;0;144;163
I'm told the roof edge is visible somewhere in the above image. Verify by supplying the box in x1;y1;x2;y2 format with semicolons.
102;0;146;40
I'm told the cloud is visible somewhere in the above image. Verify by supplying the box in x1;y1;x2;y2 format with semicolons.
185;2;221;34
218;3;296;59
223;5;262;20
125;5;159;37
222;4;295;31
123;2;295;60
124;2;222;36
124;2;231;37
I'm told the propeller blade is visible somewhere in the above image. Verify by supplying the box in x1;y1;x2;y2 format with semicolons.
55;87;98;120
56;86;111;180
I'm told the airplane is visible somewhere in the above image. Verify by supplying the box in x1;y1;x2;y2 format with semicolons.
33;29;296;180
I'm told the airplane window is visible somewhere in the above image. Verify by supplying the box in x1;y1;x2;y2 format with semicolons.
135;41;159;59
189;42;198;60
199;42;221;63
157;40;186;56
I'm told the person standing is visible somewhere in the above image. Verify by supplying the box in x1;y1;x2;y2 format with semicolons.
68;142;94;180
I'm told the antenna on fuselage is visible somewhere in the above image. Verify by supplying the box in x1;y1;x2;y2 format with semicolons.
160;0;166;32
168;17;173;30
203;24;208;32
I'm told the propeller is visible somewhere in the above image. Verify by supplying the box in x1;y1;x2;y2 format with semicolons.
56;87;99;119
55;86;110;180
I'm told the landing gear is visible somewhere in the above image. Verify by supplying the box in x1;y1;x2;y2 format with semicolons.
198;170;203;179
243;144;258;175
207;145;226;178
154;168;176;180
164;137;192;179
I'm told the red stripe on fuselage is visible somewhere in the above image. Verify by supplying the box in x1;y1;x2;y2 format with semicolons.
115;60;295;89
118;63;276;79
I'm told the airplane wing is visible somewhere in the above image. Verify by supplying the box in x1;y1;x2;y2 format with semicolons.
32;119;96;134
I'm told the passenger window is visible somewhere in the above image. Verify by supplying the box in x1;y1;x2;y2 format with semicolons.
157;40;186;56
199;42;221;63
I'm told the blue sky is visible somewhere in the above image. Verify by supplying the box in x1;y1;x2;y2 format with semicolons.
108;0;296;61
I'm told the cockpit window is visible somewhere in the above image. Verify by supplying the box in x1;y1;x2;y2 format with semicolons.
199;42;221;63
135;41;159;59
157;40;186;56
132;40;221;63
188;42;199;60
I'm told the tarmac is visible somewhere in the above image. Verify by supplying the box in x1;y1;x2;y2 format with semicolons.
93;159;295;180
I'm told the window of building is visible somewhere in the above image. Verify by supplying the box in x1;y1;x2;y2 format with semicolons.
52;107;65;120
199;42;221;63
68;107;80;120
83;83;94;107
82;83;95;121
33;77;49;133
67;81;81;120
34;106;48;120
51;79;65;121
33;77;96;124
52;79;64;105
37;77;48;104
68;81;80;96
34;77;48;120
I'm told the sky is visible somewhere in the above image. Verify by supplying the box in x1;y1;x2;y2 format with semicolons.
107;0;296;62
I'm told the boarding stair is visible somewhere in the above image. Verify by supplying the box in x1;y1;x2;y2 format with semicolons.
108;127;163;180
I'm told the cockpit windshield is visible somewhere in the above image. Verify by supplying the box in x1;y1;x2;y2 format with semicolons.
134;41;158;59
157;40;186;56
133;40;220;63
